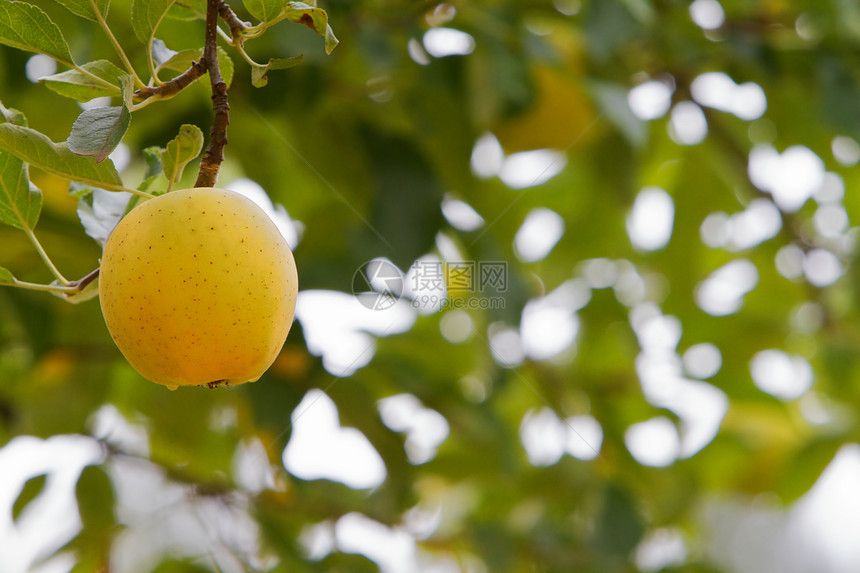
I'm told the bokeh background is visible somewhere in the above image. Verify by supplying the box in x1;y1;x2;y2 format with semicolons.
3;0;860;571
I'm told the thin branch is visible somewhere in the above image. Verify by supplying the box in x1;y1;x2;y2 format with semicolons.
218;0;249;42
195;0;231;187
67;267;100;291
134;60;208;102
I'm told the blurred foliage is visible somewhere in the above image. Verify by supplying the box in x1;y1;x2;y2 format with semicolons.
2;0;860;571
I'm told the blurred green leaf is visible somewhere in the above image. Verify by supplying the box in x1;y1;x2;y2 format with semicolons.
591;486;644;558
589;81;646;147
0;266;14;283
12;474;46;521
364;131;445;269
75;464;116;532
777;436;844;504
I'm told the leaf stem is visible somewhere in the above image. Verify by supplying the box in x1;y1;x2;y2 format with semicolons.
89;0;145;89
25;228;69;285
2;279;79;294
233;42;265;68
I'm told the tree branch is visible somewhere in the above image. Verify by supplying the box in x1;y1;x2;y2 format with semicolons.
218;0;249;43
135;60;208;101
68;267;100;291
195;0;230;188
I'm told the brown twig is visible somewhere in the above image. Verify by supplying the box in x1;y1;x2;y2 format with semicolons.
195;0;230;187
135;60;208;101
68;267;100;291
218;0;249;43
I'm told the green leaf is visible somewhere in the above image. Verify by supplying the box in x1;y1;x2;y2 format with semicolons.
40;60;125;103
217;46;234;89
0;110;26;127
65;75;131;163
260;2;339;54
151;37;177;66
119;74;134;110
67;106;131;163
155;47;231;88
0;101;27;127
166;0;205;20
76;187;132;245
244;0;282;22
53;0;111;22
162;124;203;191
156;48;201;75
0;266;14;283
250;55;301;88
0;150;41;230
131;0;174;44
0;1;74;63
140;146;168;194
0;123;123;191
142;145;165;178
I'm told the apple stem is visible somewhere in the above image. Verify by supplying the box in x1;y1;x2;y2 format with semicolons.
195;0;231;188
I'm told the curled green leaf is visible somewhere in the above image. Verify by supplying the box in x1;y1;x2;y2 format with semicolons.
162;124;203;191
251;55;303;88
248;1;338;54
0;101;27;127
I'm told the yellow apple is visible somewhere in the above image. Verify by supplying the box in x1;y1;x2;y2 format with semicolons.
98;187;298;389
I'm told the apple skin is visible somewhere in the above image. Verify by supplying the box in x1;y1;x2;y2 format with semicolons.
99;187;298;389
